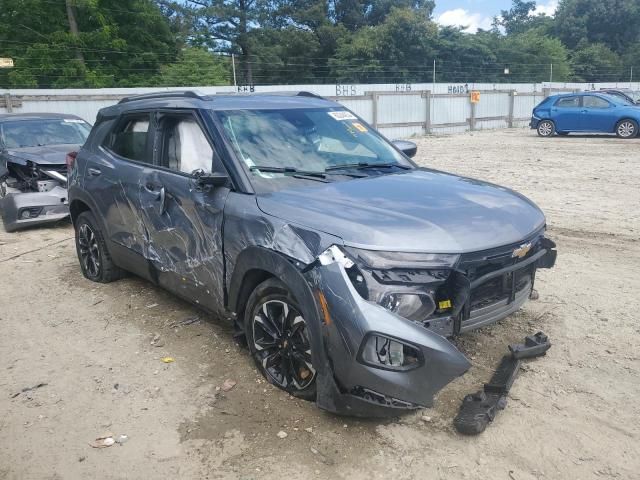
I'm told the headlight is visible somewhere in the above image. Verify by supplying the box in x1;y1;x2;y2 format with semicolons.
317;245;458;322
358;334;422;370
379;292;436;321
343;247;459;269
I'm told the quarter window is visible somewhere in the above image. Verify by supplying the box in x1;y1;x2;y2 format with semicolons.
555;96;580;108
108;114;151;163
583;96;610;109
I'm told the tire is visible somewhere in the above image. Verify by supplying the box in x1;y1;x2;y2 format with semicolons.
245;278;317;401
616;119;638;139
537;120;555;137
74;211;126;283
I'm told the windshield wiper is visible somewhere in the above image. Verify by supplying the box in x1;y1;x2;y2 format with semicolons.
325;162;411;172
250;165;327;178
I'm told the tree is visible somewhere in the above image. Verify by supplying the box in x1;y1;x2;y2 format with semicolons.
329;8;438;83
0;0;177;88
153;47;230;86
555;0;640;54
495;0;537;34
496;29;572;82
175;0;275;85
570;43;623;82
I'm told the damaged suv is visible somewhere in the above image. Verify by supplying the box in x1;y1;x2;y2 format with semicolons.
68;91;556;416
0;113;91;232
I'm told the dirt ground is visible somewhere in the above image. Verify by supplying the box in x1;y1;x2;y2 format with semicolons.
1;129;639;480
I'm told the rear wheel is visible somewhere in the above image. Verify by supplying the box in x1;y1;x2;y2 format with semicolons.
616;119;638;138
537;120;555;137
245;278;317;400
75;211;126;283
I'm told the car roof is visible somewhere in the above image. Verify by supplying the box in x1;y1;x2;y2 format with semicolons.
0;112;85;122
97;91;342;118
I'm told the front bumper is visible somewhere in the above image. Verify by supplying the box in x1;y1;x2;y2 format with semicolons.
0;186;69;232
307;237;556;417
308;262;471;416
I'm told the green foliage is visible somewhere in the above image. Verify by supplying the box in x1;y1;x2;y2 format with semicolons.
570;43;623;82
153;47;230;86
1;0;640;88
555;0;640;54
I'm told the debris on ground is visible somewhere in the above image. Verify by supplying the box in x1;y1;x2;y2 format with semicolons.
310;446;335;465
11;382;47;399
90;434;116;448
146;303;159;309
150;333;164;347
114;434;129;445
161;357;175;363
454;332;551;435
276;431;288;439
221;379;237;392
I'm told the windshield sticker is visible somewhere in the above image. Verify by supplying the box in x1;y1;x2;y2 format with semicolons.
328;111;357;121
63;119;85;123
352;122;368;133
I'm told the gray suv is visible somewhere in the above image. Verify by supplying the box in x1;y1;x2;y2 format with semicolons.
68;91;556;416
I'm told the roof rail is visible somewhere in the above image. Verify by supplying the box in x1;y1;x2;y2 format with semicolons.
118;90;206;104
296;91;324;99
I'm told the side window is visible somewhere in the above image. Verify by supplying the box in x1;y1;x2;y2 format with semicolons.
108;114;151;163
555;96;580;108
583;96;610;109
158;115;214;174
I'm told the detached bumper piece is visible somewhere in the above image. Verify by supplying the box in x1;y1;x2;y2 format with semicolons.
454;331;551;435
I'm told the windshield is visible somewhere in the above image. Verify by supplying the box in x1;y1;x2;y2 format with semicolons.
0;118;91;148
216;108;409;179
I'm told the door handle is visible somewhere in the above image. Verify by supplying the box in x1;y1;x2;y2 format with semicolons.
144;184;166;215
88;167;102;176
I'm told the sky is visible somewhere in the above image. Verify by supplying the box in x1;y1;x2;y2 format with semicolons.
434;0;559;33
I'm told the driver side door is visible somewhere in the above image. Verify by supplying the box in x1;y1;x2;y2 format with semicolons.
139;109;231;312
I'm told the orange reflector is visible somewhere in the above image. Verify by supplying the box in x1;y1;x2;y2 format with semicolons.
316;290;332;326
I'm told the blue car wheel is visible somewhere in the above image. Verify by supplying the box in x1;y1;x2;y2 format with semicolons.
616;119;638;139
537;120;555;137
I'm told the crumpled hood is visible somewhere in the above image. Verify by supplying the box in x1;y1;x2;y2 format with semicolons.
4;144;81;165
256;169;546;253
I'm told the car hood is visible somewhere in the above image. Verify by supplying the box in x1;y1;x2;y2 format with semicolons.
256;169;546;253
4;144;81;165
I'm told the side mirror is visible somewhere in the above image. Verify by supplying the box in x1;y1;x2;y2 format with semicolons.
392;140;418;158
194;171;228;187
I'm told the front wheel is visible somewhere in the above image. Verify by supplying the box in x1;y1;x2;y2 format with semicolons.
616;119;638;139
75;211;126;283
537;120;555;137
245;278;317;400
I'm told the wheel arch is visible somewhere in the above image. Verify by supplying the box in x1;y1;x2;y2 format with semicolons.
227;246;320;329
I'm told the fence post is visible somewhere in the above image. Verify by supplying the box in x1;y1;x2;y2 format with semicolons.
3;93;13;113
371;92;379;129
543;87;551;98
424;90;432;134
508;90;515;128
469;95;476;131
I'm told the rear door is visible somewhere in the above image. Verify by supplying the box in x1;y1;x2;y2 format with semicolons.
581;95;619;132
139;109;230;312
551;95;583;131
87;112;155;279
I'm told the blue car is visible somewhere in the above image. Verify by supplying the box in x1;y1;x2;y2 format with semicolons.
530;92;640;139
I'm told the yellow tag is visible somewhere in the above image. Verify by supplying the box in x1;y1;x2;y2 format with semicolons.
438;300;452;309
352;122;368;133
161;357;175;363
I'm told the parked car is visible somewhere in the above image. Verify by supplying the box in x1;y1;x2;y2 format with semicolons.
0;113;91;232
598;88;640;105
530;92;640;138
69;91;557;416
